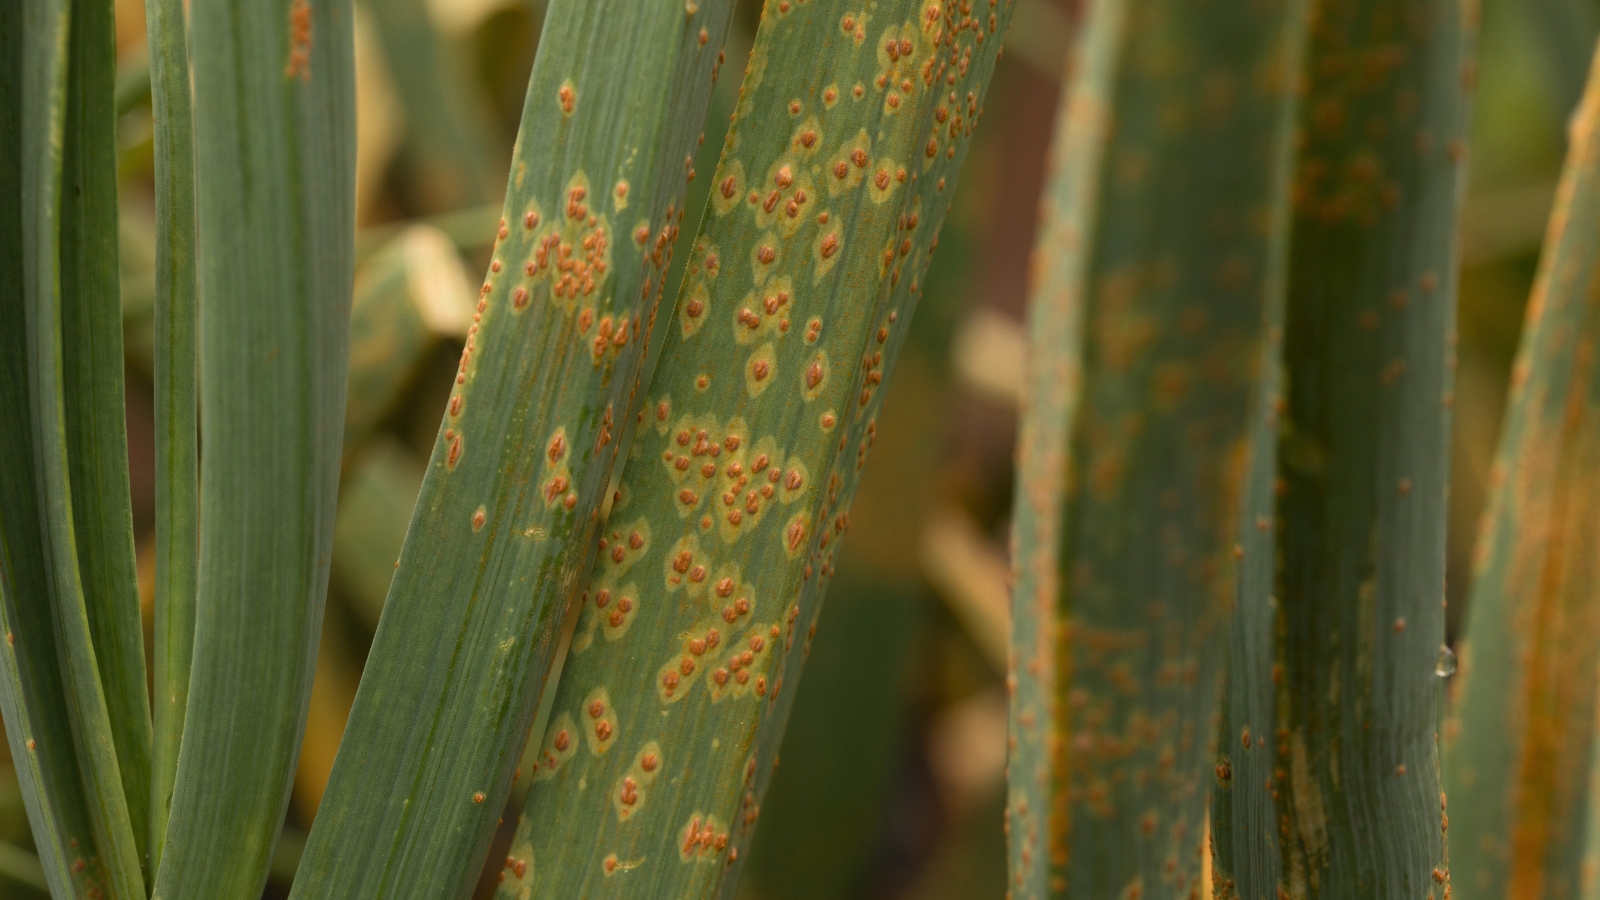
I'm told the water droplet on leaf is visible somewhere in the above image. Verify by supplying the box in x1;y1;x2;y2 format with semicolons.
1435;645;1456;678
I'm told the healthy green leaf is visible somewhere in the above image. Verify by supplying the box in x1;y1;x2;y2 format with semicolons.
11;0;147;895
60;0;152;874
143;0;199;873
61;0;152;876
0;466;103;895
1211;1;1476;897
1005;0;1308;896
0;12;105;895
503;1;1016;895
150;0;356;893
1443;39;1600;900
289;2;737;896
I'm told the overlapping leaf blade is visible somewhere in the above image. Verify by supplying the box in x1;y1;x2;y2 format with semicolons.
503;1;1017;895
1212;1;1476;897
5;0;147;896
143;0;198;872
1005;0;1308;896
60;0;151;875
0;11;106;878
288;2;738;896
151;0;356;893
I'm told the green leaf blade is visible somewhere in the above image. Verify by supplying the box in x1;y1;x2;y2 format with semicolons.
0;11;104;899
61;0;152;873
1005;0;1310;896
1212;3;1476;898
0;471;89;898
15;0;147;895
143;0;199;873
151;0;356;893
503;1;1017;896
288;2;737;896
1003;2;1119;895
1443;40;1600;900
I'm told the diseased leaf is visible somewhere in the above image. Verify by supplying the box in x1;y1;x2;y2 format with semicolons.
1005;0;1309;896
150;0;356;892
502;1;1017;896
741;225;972;900
1443;39;1600;900
288;2;737;896
1212;2;1476;898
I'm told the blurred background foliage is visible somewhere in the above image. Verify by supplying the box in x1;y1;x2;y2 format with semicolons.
0;0;1579;895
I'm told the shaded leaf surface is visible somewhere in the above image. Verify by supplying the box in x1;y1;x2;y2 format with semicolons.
1443;38;1600;900
1005;0;1308;896
1213;2;1475;898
